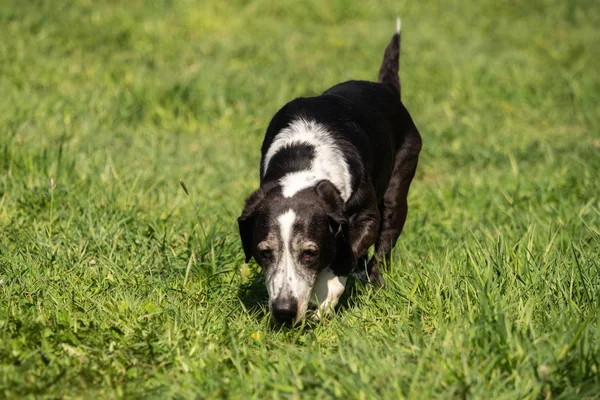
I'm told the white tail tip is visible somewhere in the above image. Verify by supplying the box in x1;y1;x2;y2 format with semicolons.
396;17;401;34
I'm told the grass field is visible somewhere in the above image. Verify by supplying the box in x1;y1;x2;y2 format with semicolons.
1;0;599;398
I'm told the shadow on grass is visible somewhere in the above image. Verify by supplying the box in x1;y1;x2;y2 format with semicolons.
237;272;269;321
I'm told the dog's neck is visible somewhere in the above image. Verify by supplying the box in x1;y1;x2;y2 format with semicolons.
262;118;352;202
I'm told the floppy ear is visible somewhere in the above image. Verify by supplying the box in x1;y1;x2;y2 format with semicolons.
316;179;346;227
238;188;265;263
316;180;353;271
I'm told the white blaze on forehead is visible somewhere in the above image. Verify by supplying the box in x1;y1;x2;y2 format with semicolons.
310;267;347;319
265;209;313;319
277;208;296;258
262;118;352;201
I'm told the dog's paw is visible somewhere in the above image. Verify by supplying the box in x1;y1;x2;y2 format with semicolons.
350;269;367;281
351;265;385;287
368;266;386;288
310;310;323;322
308;298;334;322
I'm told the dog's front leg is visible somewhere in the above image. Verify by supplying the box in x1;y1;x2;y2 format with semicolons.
349;209;380;262
350;211;384;285
347;193;384;285
345;185;380;261
310;201;379;320
310;193;381;320
310;267;348;320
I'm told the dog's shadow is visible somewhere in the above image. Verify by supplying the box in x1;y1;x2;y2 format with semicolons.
237;272;366;327
237;273;269;321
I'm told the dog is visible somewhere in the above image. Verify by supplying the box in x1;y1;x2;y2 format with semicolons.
238;19;422;325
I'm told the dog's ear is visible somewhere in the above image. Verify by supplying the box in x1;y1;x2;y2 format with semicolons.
316;180;346;227
316;180;353;273
316;179;349;238
238;188;265;263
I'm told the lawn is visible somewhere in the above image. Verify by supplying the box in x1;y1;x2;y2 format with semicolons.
1;0;599;398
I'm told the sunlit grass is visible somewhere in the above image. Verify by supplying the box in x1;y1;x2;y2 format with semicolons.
0;0;598;398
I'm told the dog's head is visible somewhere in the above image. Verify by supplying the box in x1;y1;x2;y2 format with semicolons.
238;180;351;325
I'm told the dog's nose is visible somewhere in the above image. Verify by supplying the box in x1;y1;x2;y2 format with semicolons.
271;298;298;325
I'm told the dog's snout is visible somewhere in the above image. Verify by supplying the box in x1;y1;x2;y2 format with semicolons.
271;298;298;325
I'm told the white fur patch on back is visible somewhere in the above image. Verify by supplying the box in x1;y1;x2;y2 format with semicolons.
310;267;347;319
279;170;317;198
262;118;352;201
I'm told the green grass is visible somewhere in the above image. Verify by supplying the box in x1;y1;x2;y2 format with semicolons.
1;0;599;398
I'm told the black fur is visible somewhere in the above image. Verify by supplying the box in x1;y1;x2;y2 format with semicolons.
378;30;401;94
262;144;315;182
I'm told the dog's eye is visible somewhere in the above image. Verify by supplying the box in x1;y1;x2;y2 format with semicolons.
300;249;318;263
259;249;273;262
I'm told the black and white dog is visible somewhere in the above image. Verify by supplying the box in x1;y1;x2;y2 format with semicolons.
238;19;422;325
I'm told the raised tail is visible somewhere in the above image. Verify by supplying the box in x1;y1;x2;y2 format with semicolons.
378;18;402;96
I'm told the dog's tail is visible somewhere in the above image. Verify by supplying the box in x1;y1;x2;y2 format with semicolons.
378;18;402;96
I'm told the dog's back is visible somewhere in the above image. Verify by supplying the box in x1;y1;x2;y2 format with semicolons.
259;19;415;202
